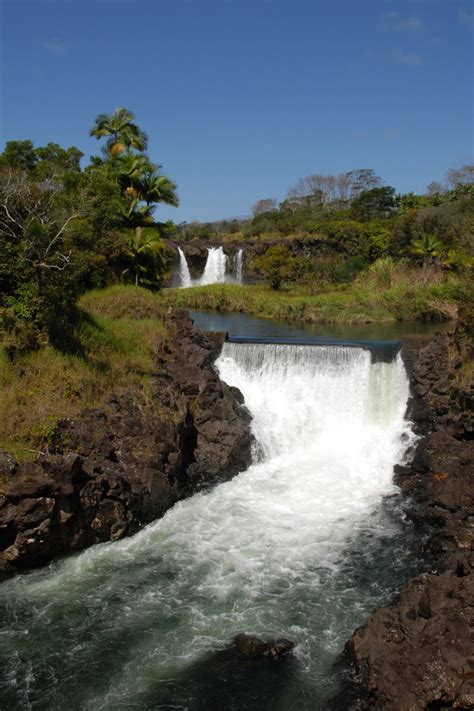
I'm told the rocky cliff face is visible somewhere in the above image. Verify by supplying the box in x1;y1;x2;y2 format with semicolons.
0;309;253;578
340;322;474;710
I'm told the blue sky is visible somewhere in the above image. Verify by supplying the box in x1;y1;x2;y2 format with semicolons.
1;0;473;222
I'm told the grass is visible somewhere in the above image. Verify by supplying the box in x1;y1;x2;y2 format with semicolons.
0;286;168;460
158;269;466;326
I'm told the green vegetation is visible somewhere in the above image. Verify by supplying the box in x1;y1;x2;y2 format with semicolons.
254;246;295;290
176;165;473;283
159;262;465;325
175;164;473;317
0;108;178;354
0;286;168;460
0;108;472;459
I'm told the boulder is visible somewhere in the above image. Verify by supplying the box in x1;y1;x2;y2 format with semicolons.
234;634;268;657
233;633;295;661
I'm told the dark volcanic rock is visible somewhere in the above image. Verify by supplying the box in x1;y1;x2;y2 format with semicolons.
0;309;253;578
344;554;474;710
233;633;295;660
234;634;269;657
342;321;474;710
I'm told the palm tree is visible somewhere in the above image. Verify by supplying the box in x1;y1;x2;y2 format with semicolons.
115;154;157;195
138;173;179;208
125;227;166;286
89;107;148;156
113;155;178;226
411;233;443;264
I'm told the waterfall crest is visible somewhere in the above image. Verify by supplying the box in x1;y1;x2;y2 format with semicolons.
217;342;411;466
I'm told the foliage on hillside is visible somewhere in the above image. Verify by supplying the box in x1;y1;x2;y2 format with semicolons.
176;164;473;292
0;110;178;353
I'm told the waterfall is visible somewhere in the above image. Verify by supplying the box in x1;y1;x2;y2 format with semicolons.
217;342;410;466
233;248;243;283
198;246;227;285
0;342;417;710
176;245;233;287
177;247;192;287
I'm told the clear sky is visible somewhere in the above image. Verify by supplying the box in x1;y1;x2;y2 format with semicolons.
1;0;473;222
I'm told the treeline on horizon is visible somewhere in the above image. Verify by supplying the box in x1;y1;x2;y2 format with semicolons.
176;163;473;291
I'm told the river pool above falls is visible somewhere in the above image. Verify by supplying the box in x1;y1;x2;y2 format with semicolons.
189;308;453;345
0;314;443;711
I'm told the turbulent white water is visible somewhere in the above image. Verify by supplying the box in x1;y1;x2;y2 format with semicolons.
177;246;192;287
217;343;411;519
177;246;244;287
0;342;419;710
198;246;227;285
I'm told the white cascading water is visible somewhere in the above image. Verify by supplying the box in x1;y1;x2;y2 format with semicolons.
0;342;417;710
177;247;192;287
233;248;243;283
198;246;227;285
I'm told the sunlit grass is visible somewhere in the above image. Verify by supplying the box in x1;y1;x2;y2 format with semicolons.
157;270;465;325
0;286;168;460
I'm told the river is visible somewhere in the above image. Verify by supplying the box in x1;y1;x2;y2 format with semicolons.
0;313;441;710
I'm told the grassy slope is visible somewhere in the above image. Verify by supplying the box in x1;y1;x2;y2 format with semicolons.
158;273;465;325
0;286;168;460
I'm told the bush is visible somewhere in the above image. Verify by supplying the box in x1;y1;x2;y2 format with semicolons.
254;246;295;289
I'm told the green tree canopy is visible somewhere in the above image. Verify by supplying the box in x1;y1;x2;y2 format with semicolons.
89;107;148;156
351;186;396;221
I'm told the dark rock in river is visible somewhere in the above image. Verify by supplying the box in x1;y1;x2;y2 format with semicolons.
0;309;253;578
234;634;269;657
233;633;295;660
340;319;474;710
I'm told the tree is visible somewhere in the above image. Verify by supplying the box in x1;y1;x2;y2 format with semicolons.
137;172;179;209
254;245;294;290
411;233;443;265
0;165;88;348
0;140;38;171
445;163;474;190
89;107;148;156
35;143;83;178
123;227;166;286
286;171;359;207
347;168;382;197
89;109;178;231
251;198;277;216
350;186;396;221
426;181;445;197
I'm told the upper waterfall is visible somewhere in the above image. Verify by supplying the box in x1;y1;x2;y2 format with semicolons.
199;246;227;285
177;247;192;287
233;248;243;283
175;245;243;287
